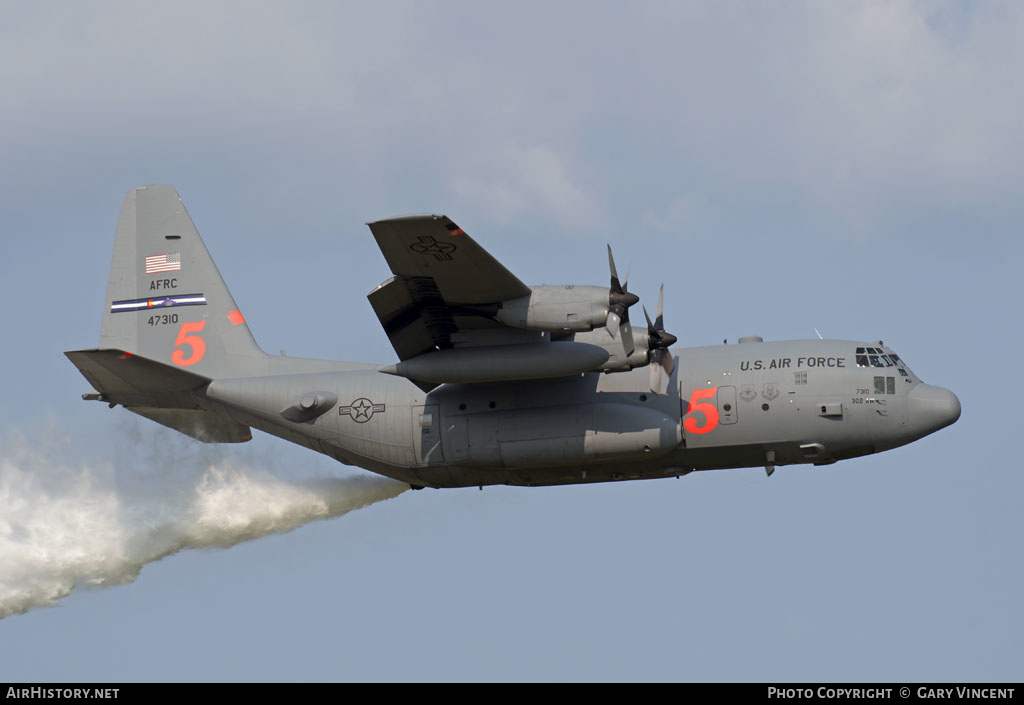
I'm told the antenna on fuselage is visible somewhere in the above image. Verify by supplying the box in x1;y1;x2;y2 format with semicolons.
814;328;823;340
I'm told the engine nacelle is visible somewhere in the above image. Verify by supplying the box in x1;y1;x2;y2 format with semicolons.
495;285;610;332
571;327;652;373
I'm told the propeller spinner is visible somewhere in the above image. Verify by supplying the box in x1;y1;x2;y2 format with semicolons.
644;284;678;394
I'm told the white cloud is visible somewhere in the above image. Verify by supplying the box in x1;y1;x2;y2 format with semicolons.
450;143;606;231
0;1;1021;244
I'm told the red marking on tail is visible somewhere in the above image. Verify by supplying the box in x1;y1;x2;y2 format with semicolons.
227;309;246;326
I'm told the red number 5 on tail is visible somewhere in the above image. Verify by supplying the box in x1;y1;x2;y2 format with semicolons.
172;320;206;367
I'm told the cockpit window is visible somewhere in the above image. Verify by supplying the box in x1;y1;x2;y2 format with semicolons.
857;347;905;370
857;347;914;382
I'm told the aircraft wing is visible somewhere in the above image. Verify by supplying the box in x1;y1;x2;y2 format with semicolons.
368;215;530;305
367;215;535;361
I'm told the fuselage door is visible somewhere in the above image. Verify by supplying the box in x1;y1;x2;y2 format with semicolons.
718;385;738;425
413;404;445;466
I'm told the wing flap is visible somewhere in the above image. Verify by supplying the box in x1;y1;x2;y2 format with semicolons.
367;277;438;361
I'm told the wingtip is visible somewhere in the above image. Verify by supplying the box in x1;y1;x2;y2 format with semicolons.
367;213;448;226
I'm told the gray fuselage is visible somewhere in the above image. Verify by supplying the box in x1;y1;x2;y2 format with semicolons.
201;338;960;488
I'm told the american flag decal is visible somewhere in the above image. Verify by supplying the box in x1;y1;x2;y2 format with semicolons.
145;253;181;274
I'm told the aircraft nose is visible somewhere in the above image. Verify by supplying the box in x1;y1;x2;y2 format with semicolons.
907;384;961;438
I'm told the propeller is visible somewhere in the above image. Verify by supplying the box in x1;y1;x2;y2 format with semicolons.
607;245;639;356
644;284;678;394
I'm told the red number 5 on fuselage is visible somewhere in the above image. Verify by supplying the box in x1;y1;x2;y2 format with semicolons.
684;386;719;434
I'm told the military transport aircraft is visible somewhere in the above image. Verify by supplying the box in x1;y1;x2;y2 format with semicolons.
66;185;960;488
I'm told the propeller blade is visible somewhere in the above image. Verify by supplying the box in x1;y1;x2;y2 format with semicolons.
644;288;675;392
621;318;635;357
655;284;665;332
649;361;670;394
607;245;638;340
607;309;621;339
607;245;624;295
662;349;676;377
649;348;675;394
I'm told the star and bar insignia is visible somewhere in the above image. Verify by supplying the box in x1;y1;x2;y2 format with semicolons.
339;398;386;423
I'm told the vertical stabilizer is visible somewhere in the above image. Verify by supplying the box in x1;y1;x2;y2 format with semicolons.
98;185;265;379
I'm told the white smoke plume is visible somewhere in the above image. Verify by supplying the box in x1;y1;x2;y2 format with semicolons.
0;424;408;619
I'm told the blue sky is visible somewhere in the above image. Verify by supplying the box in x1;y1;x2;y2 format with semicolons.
0;1;1020;681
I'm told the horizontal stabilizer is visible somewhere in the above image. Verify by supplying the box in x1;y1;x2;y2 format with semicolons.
128;407;251;443
65;348;209;408
66;348;252;443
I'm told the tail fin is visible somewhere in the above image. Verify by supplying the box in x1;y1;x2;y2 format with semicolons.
97;185;265;379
